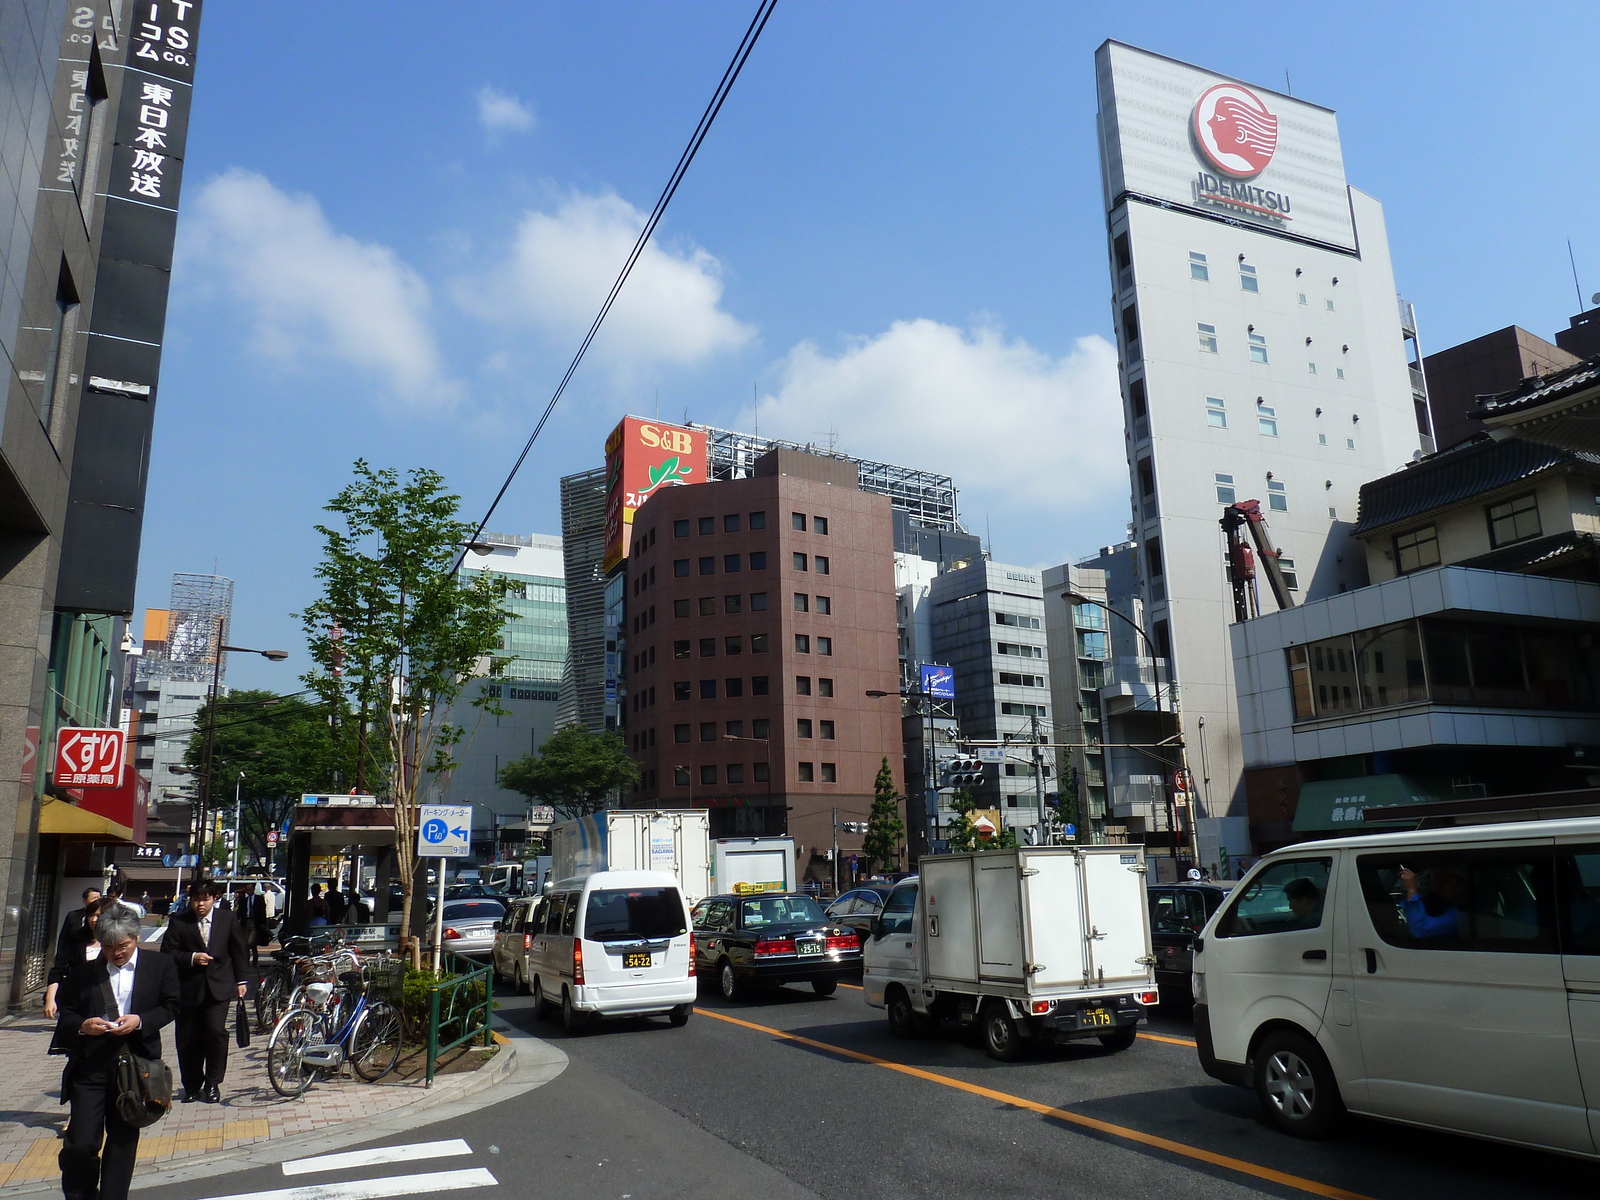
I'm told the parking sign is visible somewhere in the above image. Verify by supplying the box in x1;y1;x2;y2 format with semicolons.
417;805;471;858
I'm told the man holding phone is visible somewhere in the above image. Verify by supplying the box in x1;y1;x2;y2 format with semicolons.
51;906;180;1200
161;879;250;1103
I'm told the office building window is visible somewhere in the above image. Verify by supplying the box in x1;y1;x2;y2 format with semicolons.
1318;434;1328;446
726;764;745;784
794;593;809;612
814;556;829;575
699;557;715;575
725;720;744;739
701;765;718;785
751;676;769;696
700;722;718;742
673;681;691;701
817;637;832;656
816;595;831;615
1239;263;1259;292
820;720;835;739
699;679;717;699
674;724;691;743
797;719;813;738
1298;292;1308;305
818;678;833;696
699;637;716;657
1394;525;1440;574
1326;299;1335;311
798;762;814;782
750;551;767;570
1258;405;1278;437
674;767;690;786
674;640;690;659
1146;536;1164;578
1336;368;1345;380
724;555;741;573
674;598;690;617
725;678;743;698
1487;493;1541;547
1197;323;1219;353
1328;507;1338;520
674;519;689;538
751;633;769;652
795;634;810;653
750;592;768;611
725;636;742;655
1249;332;1269;363
699;517;715;535
753;762;770;782
820;763;837;783
723;514;740;533
1346;438;1356;450
753;718;770;738
1308;362;1317;374
792;512;807;531
1268;480;1288;512
793;553;808;571
749;511;766;529
796;676;812;695
1189;251;1209;281
1279;556;1299;590
1206;396;1227;428
1215;473;1236;504
724;595;742;614
814;516;828;535
698;596;716;616
674;559;690;577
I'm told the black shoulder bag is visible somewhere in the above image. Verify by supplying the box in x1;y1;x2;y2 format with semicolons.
99;973;173;1128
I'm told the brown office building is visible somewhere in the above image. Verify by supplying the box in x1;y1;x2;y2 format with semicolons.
1423;325;1579;452
619;449;903;882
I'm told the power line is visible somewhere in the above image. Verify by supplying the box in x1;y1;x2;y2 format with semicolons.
458;0;777;566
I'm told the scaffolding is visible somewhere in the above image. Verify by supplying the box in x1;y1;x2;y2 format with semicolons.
157;574;234;686
691;423;963;532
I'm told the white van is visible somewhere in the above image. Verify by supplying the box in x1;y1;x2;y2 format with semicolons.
526;870;696;1032
1194;817;1600;1157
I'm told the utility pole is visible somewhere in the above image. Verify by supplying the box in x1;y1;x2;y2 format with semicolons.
230;770;244;876
1031;713;1047;845
831;805;839;896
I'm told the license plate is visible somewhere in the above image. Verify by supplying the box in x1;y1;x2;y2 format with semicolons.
623;952;652;969
796;941;823;957
1081;1007;1112;1027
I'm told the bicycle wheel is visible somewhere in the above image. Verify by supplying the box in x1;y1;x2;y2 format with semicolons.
256;971;288;1032
266;1008;319;1098
349;1001;404;1082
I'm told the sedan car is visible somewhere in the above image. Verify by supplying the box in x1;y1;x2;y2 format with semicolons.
1147;882;1234;1001
691;893;861;1000
823;885;895;948
426;897;508;957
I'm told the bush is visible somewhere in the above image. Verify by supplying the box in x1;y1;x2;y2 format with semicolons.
401;967;489;1045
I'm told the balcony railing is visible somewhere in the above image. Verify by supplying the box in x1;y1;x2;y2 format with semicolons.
1409;365;1427;398
1100;657;1172;689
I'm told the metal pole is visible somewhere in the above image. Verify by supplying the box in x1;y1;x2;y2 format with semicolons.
230;772;243;876
925;696;937;853
197;614;225;867
431;855;446;973
1031;713;1047;844
831;806;838;897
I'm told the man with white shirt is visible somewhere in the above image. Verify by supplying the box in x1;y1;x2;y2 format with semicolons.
51;906;180;1200
160;879;250;1104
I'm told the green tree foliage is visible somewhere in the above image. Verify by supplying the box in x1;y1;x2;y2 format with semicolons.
297;461;512;960
1054;759;1082;843
498;725;639;820
184;690;339;868
863;757;904;874
944;789;1017;853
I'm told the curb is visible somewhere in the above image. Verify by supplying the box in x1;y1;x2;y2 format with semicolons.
6;1023;568;1197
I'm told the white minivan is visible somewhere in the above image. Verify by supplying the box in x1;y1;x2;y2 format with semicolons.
527;870;696;1032
1194;817;1600;1158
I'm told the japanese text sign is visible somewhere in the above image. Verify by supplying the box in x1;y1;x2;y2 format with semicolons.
55;728;124;789
603;416;707;573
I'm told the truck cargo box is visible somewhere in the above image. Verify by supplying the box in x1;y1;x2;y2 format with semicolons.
551;810;712;903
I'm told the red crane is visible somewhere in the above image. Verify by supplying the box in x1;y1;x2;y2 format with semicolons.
1220;499;1296;622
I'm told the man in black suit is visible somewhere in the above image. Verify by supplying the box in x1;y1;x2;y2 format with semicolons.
160;879;250;1103
53;905;180;1200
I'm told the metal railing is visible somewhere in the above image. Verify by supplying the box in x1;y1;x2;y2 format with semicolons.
425;951;495;1087
1100;657;1172;689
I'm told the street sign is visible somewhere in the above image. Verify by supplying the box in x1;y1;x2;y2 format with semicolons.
266;830;279;847
976;747;1007;764
162;854;198;869
920;664;955;700
54;728;124;788
417;804;471;859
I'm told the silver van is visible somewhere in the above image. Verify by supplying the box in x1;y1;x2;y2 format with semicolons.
1195;817;1600;1157
527;870;695;1031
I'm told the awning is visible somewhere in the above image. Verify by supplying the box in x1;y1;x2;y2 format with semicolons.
39;797;135;843
1292;775;1447;834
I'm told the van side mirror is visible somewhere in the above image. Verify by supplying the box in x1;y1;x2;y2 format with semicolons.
868;917;882;939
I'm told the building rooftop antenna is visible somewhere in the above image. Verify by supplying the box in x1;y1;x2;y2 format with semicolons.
1569;239;1585;312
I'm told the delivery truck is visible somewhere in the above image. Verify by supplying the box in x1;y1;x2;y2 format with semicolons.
551;810;712;903
710;836;796;896
862;846;1158;1060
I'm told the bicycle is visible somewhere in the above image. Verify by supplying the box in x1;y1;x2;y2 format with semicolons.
256;930;354;1032
265;956;404;1097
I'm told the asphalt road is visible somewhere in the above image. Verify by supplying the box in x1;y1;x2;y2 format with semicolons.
160;981;1600;1200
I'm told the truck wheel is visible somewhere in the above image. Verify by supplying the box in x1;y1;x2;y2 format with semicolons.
719;960;744;1002
1097;1025;1138;1051
812;978;838;997
982;1000;1023;1062
1254;1029;1344;1138
531;977;553;1020
562;988;589;1034
886;987;919;1039
669;1004;691;1027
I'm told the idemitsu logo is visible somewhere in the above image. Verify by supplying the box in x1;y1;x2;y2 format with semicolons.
1192;83;1279;179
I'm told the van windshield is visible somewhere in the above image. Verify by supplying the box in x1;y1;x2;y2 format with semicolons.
583;887;687;942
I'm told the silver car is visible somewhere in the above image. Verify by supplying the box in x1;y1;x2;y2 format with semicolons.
427;897;506;957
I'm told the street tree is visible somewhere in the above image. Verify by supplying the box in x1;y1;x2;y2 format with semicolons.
498;725;639;820
862;757;904;874
183;690;339;868
297;461;511;964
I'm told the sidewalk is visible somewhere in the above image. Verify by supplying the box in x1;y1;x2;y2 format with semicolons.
0;1014;511;1189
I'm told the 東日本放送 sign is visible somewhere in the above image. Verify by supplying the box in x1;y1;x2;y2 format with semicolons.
602;416;707;573
54;728;125;789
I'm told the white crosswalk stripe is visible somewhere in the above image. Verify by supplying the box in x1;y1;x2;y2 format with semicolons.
281;1139;474;1176
192;1140;498;1200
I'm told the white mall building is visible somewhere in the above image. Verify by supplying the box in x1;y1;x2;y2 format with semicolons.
1094;42;1432;822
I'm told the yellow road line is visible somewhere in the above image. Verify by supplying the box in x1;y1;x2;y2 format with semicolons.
693;1006;1374;1200
1138;1031;1197;1047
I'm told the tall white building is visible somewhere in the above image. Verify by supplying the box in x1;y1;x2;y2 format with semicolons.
1094;42;1430;820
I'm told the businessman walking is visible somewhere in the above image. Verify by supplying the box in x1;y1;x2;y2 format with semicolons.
160;879;249;1103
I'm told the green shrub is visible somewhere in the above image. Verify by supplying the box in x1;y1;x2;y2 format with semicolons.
401;967;489;1044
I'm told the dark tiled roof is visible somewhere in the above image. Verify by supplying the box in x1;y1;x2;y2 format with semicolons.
1352;438;1600;534
1470;354;1600;418
1458;529;1600;575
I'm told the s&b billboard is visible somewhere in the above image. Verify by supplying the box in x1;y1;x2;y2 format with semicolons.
602;417;708;573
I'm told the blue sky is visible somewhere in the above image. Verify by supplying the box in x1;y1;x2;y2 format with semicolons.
141;1;1600;690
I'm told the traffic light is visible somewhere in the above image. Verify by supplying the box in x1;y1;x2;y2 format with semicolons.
223;829;237;850
939;755;985;790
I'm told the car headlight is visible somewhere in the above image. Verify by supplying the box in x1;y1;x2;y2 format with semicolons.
1191;970;1206;1004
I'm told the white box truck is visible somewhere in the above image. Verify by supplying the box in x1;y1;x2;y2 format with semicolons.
551;810;712;904
863;846;1158;1060
710;837;796;896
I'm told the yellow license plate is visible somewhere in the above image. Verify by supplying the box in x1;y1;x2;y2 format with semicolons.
1081;1007;1112;1027
624;952;652;969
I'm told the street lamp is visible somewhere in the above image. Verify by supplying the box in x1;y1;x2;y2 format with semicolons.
195;625;288;870
1062;590;1196;868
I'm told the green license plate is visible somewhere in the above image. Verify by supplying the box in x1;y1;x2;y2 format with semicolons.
623;952;652;968
1081;1007;1113;1027
796;941;823;957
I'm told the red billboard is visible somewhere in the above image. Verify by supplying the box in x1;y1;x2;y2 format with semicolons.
54;727;125;788
603;416;707;572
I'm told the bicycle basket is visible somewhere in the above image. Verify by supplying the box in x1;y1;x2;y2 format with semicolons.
365;958;405;1000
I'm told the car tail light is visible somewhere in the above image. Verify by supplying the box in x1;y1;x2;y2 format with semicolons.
443;927;461;940
573;940;585;985
523;933;532;950
1030;1000;1054;1015
825;934;858;952
754;938;795;958
688;934;696;976
1137;990;1159;1006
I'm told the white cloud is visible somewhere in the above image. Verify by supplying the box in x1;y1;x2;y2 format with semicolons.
182;169;458;408
476;85;535;134
749;320;1124;540
464;190;755;370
